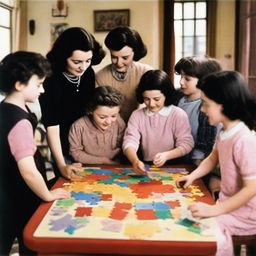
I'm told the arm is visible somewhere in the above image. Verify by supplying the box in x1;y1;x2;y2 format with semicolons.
122;111;146;173
124;147;146;174
154;108;194;167
47;125;82;179
17;156;70;202
176;147;218;188
189;178;256;218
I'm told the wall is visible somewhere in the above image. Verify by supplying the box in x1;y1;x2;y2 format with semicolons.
24;0;235;72
25;0;162;72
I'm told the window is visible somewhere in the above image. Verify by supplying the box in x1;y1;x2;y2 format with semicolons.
174;1;207;64
0;2;12;61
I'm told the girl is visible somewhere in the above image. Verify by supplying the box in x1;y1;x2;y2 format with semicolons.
69;86;126;164
123;70;194;174
176;71;256;256
96;26;153;122
0;51;70;256
39;27;105;181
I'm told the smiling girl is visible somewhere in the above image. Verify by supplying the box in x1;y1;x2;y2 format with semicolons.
176;71;256;255
69;86;126;165
123;70;194;174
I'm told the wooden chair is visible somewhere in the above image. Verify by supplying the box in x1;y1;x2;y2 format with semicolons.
232;234;256;256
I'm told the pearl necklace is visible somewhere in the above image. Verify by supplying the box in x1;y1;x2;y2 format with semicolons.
62;72;81;92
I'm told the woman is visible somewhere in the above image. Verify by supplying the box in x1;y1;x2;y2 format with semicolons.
96;26;153;122
39;27;105;181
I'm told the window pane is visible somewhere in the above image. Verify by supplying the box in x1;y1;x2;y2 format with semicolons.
195;36;206;55
196;2;206;18
174;20;183;36
184;20;194;36
174;3;182;19
0;28;11;61
175;36;183;61
196;20;206;36
184;36;194;56
184;2;194;19
0;7;10;27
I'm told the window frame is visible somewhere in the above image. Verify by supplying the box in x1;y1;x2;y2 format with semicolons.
0;2;12;60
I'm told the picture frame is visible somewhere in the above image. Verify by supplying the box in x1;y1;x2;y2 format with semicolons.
94;9;130;32
52;2;68;17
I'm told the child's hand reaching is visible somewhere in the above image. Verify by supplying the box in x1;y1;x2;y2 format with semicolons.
189;202;219;218
60;163;84;179
176;175;194;189
153;152;168;167
132;159;147;175
47;188;70;202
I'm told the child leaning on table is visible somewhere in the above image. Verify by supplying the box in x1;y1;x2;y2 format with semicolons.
176;71;256;256
0;51;70;256
69;85;126;164
123;69;194;174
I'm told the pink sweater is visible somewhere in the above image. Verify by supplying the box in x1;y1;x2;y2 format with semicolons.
122;106;194;161
69;115;126;164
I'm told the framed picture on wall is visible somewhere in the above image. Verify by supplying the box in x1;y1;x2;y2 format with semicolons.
94;9;130;32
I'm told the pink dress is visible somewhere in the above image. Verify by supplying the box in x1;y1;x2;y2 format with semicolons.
214;122;256;255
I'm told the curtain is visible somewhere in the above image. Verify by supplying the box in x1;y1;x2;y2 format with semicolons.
163;0;175;82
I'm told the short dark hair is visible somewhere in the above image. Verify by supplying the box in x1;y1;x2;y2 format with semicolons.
197;70;256;130
47;27;105;72
174;56;221;79
86;86;124;113
136;70;178;106
104;26;147;61
0;51;51;94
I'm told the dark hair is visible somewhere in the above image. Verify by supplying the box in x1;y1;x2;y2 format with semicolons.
136;70;179;106
197;70;256;130
105;26;147;61
47;27;105;72
0;51;51;94
86;85;124;113
174;56;222;79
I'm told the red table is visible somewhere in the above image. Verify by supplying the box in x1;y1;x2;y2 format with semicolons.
24;165;216;256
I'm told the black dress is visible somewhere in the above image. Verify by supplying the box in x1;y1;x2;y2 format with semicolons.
39;67;95;158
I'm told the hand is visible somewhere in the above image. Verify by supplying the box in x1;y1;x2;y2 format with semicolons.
132;160;147;175
153;152;168;167
189;202;219;218
59;163;83;179
175;175;194;189
47;188;70;201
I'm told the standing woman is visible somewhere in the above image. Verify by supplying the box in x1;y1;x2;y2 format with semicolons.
96;26;153;122
39;27;105;180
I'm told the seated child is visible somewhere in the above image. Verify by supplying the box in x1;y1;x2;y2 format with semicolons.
123;70;194;174
69;85;126;164
176;71;256;255
174;55;222;165
0;51;70;256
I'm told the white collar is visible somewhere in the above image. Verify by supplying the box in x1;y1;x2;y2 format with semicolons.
145;105;172;116
219;121;245;140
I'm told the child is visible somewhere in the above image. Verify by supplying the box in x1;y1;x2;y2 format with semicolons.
176;71;256;256
69;85;126;164
123;70;194;174
0;51;70;256
174;55;221;165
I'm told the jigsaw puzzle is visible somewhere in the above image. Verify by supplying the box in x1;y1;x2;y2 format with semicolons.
34;167;218;242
